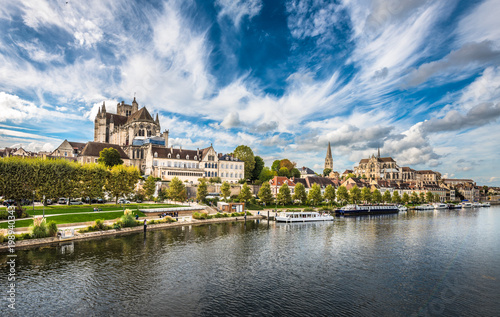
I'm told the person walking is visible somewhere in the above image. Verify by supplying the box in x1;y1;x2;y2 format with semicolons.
143;219;147;232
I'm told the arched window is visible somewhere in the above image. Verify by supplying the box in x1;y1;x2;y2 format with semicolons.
186;155;189;160
168;153;171;158
214;163;217;168
154;152;158;158
205;162;207;168
215;172;217;177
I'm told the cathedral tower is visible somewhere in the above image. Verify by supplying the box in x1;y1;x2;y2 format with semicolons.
325;142;333;170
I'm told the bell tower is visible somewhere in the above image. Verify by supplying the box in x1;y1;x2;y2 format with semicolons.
325;142;333;170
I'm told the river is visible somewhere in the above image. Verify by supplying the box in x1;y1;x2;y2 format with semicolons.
1;207;499;316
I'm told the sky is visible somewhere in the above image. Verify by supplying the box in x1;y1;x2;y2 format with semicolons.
0;0;499;185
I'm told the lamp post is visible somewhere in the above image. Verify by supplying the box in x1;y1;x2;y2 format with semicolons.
33;190;35;218
43;195;45;218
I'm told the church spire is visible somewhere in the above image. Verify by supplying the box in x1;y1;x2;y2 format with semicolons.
101;101;106;113
325;142;333;170
155;113;159;123
377;147;380;158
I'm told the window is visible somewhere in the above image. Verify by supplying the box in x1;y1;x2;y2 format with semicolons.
194;155;197;160
230;173;233;178
186;155;189;160
154;152;158;158
95;159;98;163
214;163;217;168
176;154;180;159
221;163;224;168
231;164;233;169
64;152;67;156
215;172;217;177
168;154;171;158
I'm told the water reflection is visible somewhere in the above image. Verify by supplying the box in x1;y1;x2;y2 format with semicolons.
1;208;499;316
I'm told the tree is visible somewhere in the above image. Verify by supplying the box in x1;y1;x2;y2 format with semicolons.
251;156;265;181
258;182;274;205
97;147;123;168
197;178;208;202
143;176;156;200
290;168;301;178
221;181;231;202
105;165;140;204
323;185;335;204
279;159;295;171
167;177;187;202
77;163;108;204
402;192;410;204
271;160;281;172
233;145;255;180
308;183;323;205
208;176;222;183
337;186;349;204
361;187;372;203
323;168;332;177
372;189;382;203
382;190;392;203
277;183;292;205
278;167;289;177
292;182;307;204
419;192;425;203
434;193;440;203
425;191;434;203
239;183;253;203
392;191;401;204
259;167;275;183
349;185;361;203
410;191;419;203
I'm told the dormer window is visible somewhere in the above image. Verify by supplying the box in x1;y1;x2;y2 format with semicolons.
186;155;189;160
154;152;158;158
194;156;197;160
176;154;180;159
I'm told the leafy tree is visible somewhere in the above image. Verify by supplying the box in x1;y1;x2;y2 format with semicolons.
105;165;140;204
323;168;332;176
349;185;361;204
251;156;265;181
382;190;392;203
167;177;187;202
97;148;123;168
372;189;382;203
337;186;349;204
259;167;275;183
271;160;281;172
208;176;222;183
361;187;372;203
419;192;425;203
434;193;440;203
425;191;434;203
239;183;252;203
277;183;292;205
392;191;401;203
279;159;295;171
157;187;167;201
402;192;410;204
233;145;256;180
308;183;323;205
278;167;289;177
77;163;108;204
292;182;307;204
221;181;231;202
346;173;356;179
290;168;301;178
197;178;208;202
323;185;335;204
143;176;156;200
258;182;274;205
410;191;419;203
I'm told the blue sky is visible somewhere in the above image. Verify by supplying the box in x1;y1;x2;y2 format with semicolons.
0;0;499;185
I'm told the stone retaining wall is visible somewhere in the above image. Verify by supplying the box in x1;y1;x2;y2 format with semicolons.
0;216;263;252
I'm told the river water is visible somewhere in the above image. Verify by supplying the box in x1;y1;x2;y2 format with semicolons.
1;207;499;316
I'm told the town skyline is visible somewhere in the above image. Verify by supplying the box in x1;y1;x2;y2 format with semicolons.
0;0;499;185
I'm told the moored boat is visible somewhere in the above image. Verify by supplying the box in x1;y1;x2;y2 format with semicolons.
460;202;472;208
472;202;482;208
481;202;491;207
398;205;408;212
415;204;433;210
335;204;399;216
433;203;448;209
275;211;334;222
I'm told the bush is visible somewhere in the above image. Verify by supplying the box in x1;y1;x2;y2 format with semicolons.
192;212;213;220
30;220;48;239
47;221;58;237
0;209;8;220
95;219;106;230
0;234;4;243
113;223;121;230
21;233;31;240
120;213;139;228
147;216;177;225
303;207;314;211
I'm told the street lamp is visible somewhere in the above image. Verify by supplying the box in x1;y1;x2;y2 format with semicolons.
33;190;35;218
43;195;45;218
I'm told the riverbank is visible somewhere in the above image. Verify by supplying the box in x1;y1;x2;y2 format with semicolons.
0;215;264;252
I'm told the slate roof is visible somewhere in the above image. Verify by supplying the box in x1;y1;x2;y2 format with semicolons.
126;107;154;124
300;166;315;175
152;146;199;161
303;176;335;188
219;154;242;162
68;141;86;151
80;142;129;159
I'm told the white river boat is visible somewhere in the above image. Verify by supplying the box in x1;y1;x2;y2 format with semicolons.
275;211;334;222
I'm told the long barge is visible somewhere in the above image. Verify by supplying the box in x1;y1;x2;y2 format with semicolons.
335;204;399;216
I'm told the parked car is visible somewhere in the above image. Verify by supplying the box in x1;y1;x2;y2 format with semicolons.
58;198;67;204
97;198;105;204
3;199;16;206
118;199;131;204
136;199;143;203
69;200;83;205
46;199;53;205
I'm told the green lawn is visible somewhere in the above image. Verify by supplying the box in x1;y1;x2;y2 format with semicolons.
0;210;147;229
1;203;184;216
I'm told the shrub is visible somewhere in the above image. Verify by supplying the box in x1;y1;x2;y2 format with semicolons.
30;218;49;239
192;212;213;220
214;213;224;218
21;233;31;240
120;213;138;228
95;219;106;230
0;234;4;243
113;223;121;230
303;207;314;211
47;221;58;237
0;209;8;220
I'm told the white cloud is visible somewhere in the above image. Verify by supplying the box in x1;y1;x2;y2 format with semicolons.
221;112;242;129
457;0;500;45
216;0;262;27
